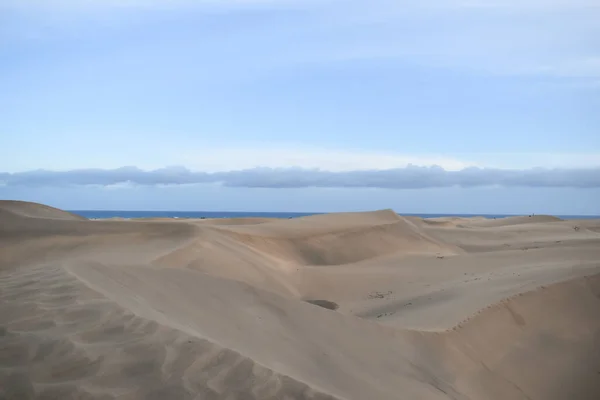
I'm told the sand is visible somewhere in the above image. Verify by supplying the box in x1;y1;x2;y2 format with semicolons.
1;201;599;400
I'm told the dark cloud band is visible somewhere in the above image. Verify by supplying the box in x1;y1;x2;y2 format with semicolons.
1;165;599;189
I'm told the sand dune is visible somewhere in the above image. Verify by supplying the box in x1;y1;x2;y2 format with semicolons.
213;210;461;264
1;201;599;399
0;200;86;221
462;214;563;228
196;217;278;226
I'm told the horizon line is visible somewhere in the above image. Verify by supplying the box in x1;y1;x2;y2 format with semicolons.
66;209;600;217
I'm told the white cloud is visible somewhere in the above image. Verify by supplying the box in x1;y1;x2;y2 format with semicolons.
463;153;600;170
178;147;476;172
103;181;139;190
533;57;600;78
3;141;600;174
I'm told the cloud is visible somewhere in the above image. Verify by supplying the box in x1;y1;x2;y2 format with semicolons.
533;57;600;79
1;166;599;189
178;148;476;173
0;146;478;174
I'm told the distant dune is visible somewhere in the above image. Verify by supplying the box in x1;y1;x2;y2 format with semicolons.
0;200;86;220
464;214;563;228
1;201;599;400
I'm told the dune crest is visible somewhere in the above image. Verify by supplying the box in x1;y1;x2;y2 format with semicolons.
1;201;599;399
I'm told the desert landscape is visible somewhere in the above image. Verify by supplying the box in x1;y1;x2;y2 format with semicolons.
1;200;599;400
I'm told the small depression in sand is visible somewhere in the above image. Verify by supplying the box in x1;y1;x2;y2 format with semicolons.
1;201;599;399
304;299;340;310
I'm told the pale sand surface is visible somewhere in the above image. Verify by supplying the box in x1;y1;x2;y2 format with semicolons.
1;200;599;400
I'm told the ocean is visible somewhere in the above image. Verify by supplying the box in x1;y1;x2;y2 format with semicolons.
69;210;599;220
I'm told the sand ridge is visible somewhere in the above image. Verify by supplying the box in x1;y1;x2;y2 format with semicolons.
1;201;599;399
0;200;87;221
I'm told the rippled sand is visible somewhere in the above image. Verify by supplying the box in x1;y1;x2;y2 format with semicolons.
1;201;599;400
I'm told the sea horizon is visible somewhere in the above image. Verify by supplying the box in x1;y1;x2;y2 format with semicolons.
69;210;600;220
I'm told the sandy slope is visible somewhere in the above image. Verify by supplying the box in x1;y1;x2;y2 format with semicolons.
0;200;86;221
1;201;599;400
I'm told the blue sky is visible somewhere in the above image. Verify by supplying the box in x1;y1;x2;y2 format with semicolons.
1;0;599;214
